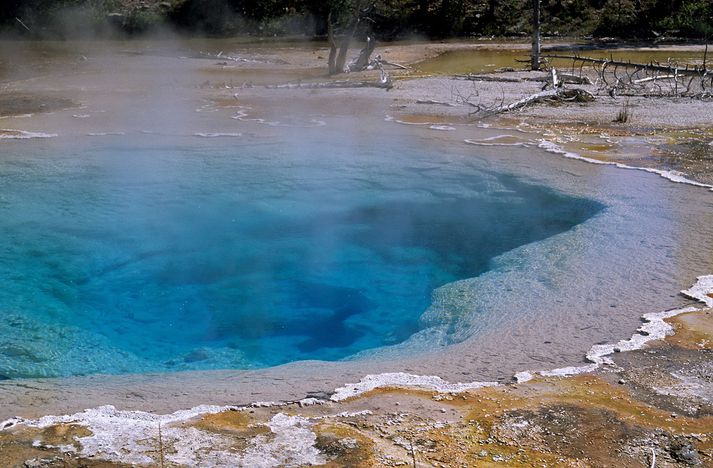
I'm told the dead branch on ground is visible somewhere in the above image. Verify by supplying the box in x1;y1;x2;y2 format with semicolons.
455;72;591;86
543;54;706;75
453;51;710;120
473;87;594;117
267;64;392;90
459;69;594;117
542;54;712;99
454;74;521;83
415;99;458;107
267;80;389;90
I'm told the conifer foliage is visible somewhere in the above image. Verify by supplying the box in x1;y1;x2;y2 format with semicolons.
2;0;711;40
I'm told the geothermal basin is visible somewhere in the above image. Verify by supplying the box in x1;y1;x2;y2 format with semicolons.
0;40;712;417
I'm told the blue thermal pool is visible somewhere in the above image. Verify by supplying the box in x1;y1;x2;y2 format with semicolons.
0;135;604;378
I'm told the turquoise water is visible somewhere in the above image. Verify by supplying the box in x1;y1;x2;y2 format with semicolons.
0;136;602;378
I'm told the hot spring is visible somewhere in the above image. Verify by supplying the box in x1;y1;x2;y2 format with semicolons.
1;42;712;410
0;132;606;377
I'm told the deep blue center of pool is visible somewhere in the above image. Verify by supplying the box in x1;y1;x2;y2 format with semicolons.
0;139;602;377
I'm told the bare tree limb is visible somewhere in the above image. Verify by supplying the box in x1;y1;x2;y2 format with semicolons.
349;36;376;71
542;54;706;75
327;11;338;75
15;17;31;32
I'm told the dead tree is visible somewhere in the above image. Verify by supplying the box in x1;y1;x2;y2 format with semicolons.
327;1;374;75
349;36;377;71
531;0;541;71
461;69;595;117
478;87;593;116
542;54;712;99
327;12;339;75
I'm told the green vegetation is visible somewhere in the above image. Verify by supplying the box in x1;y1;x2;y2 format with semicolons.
2;0;712;40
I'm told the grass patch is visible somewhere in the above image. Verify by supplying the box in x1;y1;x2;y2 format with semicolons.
614;100;632;123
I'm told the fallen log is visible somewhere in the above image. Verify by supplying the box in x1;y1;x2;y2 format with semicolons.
199;51;250;63
268;65;392;90
363;56;408;72
362;55;409;71
379;59;408;70
197;51;285;65
454;74;522;83
609;91;712;99
457;72;592;86
267;80;392;90
416;99;458;107
558;72;593;85
542;54;706;76
472;87;594;116
523;74;592;85
486;88;557;114
541;69;595;89
632;75;677;84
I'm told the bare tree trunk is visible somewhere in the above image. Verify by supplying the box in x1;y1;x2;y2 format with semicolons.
350;36;376;71
335;13;361;74
327;11;338;75
531;0;541;71
327;2;365;75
